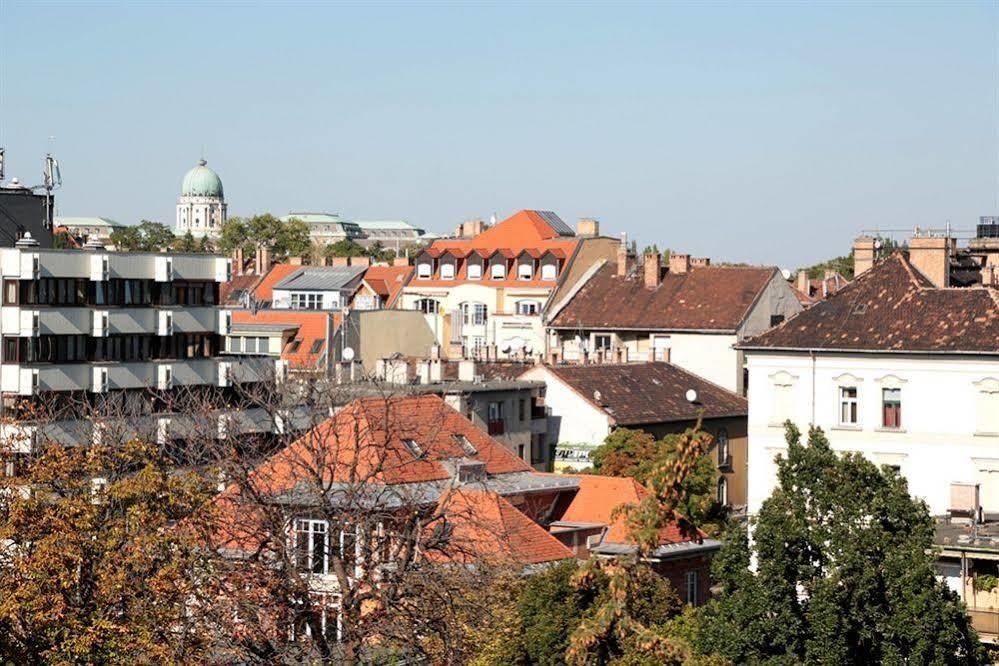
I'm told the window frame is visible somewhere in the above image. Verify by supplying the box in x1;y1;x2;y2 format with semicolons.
490;262;506;280
881;387;902;429
466;262;482;280
517;261;533;281
838;386;859;426
684;570;698;605
417;262;432;279
440;262;455;280
540;262;557;281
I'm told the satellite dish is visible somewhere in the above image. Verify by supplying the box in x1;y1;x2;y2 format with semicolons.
341;307;350;317
501;345;511;353
524;346;533;355
593;390;602;403
343;347;355;362
685;389;698;403
780;268;791;280
574;335;583;344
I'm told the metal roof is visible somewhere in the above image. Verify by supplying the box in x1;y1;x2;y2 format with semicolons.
536;210;576;237
54;216;124;228
272;265;366;292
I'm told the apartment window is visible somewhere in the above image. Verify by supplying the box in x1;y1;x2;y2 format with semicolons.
541;263;557;281
3;280;17;305
491;263;506;280
839;387;859;426
882;388;902;429
488;401;505;435
291;293;322;310
716;428;730;467
594;334;612;351
294;518;328;575
518;262;533;280
976;379;999;434
417;262;432;279
256;337;269;354
467;262;482;280
531;434;546;465
770;372;795;424
515;300;540;316
287;340;302;354
414;298;440;314
440;263;455;280
518;444;526;460
684;571;698;605
245;337;257;354
717;476;728;506
461;302;487;326
769;314;785;327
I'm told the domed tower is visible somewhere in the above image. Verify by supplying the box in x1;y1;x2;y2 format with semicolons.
175;159;226;238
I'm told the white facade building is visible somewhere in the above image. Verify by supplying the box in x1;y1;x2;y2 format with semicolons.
740;252;999;516
175;159;226;239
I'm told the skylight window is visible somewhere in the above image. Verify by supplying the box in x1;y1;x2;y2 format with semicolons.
402;438;424;458
453;434;477;456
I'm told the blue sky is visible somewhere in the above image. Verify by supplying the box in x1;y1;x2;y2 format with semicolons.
1;1;997;267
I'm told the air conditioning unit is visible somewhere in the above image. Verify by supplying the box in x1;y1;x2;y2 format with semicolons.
158;310;173;336
218;361;232;387
157;364;173;390
92;367;109;394
219;310;232;335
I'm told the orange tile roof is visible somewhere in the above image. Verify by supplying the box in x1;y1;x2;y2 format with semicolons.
252;264;303;303
425;489;573;565
231;309;337;369
361;265;413;307
557;474;704;546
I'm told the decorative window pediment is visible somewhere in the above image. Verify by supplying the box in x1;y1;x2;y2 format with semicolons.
973;377;999;394
769;370;797;387
832;373;863;386
875;374;907;389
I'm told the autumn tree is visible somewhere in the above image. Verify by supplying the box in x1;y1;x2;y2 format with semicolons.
0;438;218;664
688;424;986;664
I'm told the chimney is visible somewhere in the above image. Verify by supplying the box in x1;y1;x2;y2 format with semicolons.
691;257;710;268
232;247;244;276
393;256;410;267
255;245;272;274
330;257;349;266
458;359;475;382
908;235;951;288
852;236;876;277
796;270;810;294
668;253;690;274
429;358;443;382
288;255;303;266
350;256;371;268
576;218;600;237
547;349;560;365
644;251;661;289
456;219;485;238
617;232;629;277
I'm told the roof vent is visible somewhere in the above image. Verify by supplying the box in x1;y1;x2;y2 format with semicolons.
457;461;487;484
685;389;698;403
851;303;868;316
15;232;39;248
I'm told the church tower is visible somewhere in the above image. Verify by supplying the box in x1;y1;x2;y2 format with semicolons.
175;159;226;238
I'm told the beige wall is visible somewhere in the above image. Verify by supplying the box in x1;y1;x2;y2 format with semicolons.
347;310;438;373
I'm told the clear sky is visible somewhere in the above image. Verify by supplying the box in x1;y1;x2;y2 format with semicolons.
1;1;997;268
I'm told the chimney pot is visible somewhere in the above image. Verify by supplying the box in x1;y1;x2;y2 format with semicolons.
668;253;691;274
617;232;629;277
576;218;600;237
644;251;662;289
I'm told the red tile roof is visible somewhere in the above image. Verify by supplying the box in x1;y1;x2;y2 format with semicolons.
361;265;413;308
231;309;337;369
741;252;999;353
425;489;573;565
556;475;704;546
251;264;303;304
221;274;264;305
549;262;778;332
537;362;747;425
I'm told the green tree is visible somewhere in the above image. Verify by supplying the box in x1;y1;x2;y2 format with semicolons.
218;216;250;255
134;220;176;252
109;225;143;251
173;230;197;253
690;423;986;665
274;217;311;259
52;230;73;249
247;213;283;249
590;427;727;536
326;238;368;258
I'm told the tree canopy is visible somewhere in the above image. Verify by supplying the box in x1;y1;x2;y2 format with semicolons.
688;423;986;665
109;220;176;252
219;214;311;261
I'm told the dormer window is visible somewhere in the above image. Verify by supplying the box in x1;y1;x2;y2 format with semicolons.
457;461;487;484
491;263;506;280
541;263;557;281
402;438;424;458
440;262;455;280
518;262;533;280
467;262;482;280
417;262;432;279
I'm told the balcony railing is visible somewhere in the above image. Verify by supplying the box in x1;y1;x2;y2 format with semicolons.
487;419;505;436
968;609;999;641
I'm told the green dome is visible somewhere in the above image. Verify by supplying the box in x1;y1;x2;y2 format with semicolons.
180;159;224;198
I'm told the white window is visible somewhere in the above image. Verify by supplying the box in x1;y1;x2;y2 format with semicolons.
291;293;322;310
976;379;999;434
294;518;328;575
593;334;612;351
717;476;728;506
518;262;533;280
417;262;432;279
414;298;440;314
770;372;796;424
515;300;540;316
839;386;859;425
684;570;698;605
461;302;487;326
440;262;455;280
491;262;506;280
716;428;730;467
467;262;482;280
541;263;557;281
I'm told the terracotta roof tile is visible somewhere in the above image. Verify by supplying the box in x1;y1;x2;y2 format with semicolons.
361;265;413;307
741;252;999;353
231;309;337;369
252;264;303;303
541;362;747;425
550;262;777;331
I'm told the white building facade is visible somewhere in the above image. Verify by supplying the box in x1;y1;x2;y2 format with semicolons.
175;159;227;239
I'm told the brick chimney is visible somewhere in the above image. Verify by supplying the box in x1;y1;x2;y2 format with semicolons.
852;236;876;277
232;247;244;275
668;253;690;274
617;232;629;277
691;257;710;268
796;270;810;294
908;235;951;288
288;255;303;266
393;256;410;267
350;256;371;268
456;219;486;238
644;250;661;289
255;245;272;275
330;257;350;266
577;218;600;237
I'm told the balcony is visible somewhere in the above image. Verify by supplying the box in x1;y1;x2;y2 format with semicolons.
969;608;999;643
487;419;505;436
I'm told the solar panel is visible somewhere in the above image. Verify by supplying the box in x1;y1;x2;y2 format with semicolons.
536;210;575;237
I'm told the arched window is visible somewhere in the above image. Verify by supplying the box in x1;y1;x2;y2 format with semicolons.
716;427;730;467
541;263;557;281
717;476;728;506
414;298;440;314
467;261;482;280
417;262;432;279
491;262;506;280
440;262;455;280
518;262;533;280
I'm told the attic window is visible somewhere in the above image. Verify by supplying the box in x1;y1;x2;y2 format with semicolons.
852;303;868;316
287;340;302;353
310;339;324;354
453;434;477;456
403;438;424;458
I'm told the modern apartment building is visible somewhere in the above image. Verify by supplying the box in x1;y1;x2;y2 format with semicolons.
0;243;275;456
